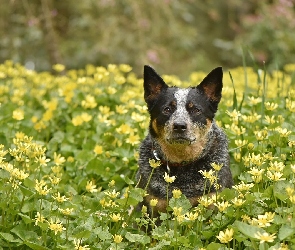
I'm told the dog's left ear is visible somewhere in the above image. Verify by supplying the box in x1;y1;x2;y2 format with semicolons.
143;65;168;103
197;67;223;103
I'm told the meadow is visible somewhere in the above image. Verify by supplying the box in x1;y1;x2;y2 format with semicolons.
0;60;295;249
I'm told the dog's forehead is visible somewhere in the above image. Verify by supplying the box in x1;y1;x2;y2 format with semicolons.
174;88;190;103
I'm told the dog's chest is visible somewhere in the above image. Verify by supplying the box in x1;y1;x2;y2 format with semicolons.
148;161;208;198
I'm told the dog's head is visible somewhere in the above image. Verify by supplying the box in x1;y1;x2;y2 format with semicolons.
143;65;223;162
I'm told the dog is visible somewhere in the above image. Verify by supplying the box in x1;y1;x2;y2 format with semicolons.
136;65;233;216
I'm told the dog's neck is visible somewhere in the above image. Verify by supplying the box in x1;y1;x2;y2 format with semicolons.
150;128;215;169
151;140;203;169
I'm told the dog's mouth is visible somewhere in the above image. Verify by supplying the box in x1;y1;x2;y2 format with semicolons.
167;136;196;145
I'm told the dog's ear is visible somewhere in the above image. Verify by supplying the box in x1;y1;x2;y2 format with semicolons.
144;65;168;102
196;67;223;103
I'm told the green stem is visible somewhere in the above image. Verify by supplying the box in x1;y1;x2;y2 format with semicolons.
144;168;155;191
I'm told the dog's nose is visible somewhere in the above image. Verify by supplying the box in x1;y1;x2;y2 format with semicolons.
173;122;187;133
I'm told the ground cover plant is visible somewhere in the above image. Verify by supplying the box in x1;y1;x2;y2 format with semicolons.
0;60;295;249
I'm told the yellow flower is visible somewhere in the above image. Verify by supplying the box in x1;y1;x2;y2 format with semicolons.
289;195;295;204
149;159;161;169
12;109;24;120
119;64;132;72
141;205;147;214
252;212;275;228
216;228;234;243
104;189;120;199
59;208;74;216
265;102;278;111
275;127;292;137
115;105;128;114
286;187;294;196
173;207;183;216
81;94;97;109
35;155;50;167
163;172;176;183
80;112;92;122
35;180;51;196
34;212;46;226
10;168;29;180
185;211;198;221
49;176;61;185
198;196;213;207
226;109;241;124
266;171;285;182
126;134;140;146
231;197;245;207
72;116;84;126
116;124;132;134
107;87;117;95
53;152;66;166
248;167;264;183
110;213;122;222
211;162;223;171
99;106;111;115
247;143;254;150
248;96;262;105
52;192;69;203
268;161;285;172
234;139;248;148
242;113;261;123
113;234;123;244
232;181;254;193
86;180;98;193
265;115;276;124
199;169;217;184
114;75;126;85
93;145;103;155
52;64;65;72
254;231;276;243
131;112;146;122
172;189;182;198
73;239;90;250
214;201;231;212
48;218;66;235
150;199;158;207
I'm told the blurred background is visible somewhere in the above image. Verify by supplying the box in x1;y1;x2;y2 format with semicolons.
1;0;295;77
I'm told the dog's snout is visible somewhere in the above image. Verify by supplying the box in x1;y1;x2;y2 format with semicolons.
173;122;187;133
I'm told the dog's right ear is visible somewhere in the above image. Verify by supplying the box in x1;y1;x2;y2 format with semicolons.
144;65;168;103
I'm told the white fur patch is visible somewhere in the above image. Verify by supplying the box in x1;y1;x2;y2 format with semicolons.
173;89;190;122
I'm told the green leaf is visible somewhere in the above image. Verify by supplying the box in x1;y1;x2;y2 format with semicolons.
128;188;144;203
24;241;50;250
234;221;265;239
169;195;191;213
11;224;39;242
19;184;34;197
0;232;22;243
278;224;295;240
125;232;150;245
18;213;33;224
149;240;171;250
76;150;94;163
74;230;91;239
93;226;112;241
207;242;225;250
121;175;134;185
273;181;289;201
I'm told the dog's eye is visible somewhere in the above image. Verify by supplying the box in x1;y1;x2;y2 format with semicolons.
190;107;202;115
163;106;172;114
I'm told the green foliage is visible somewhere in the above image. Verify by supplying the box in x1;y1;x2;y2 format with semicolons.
0;61;295;249
1;1;295;76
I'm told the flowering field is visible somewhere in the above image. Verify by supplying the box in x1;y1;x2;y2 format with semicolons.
0;60;295;249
